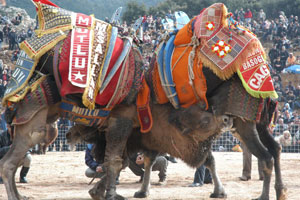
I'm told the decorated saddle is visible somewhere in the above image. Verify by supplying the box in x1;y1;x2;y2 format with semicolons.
151;3;277;120
3;2;147;129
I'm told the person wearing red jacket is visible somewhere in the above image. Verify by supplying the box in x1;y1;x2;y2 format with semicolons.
244;8;253;24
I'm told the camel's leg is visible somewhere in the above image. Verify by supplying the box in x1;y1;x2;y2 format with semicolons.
89;175;107;200
235;118;273;200
104;117;133;200
204;150;226;198
0;107;48;200
134;152;158;198
257;124;287;200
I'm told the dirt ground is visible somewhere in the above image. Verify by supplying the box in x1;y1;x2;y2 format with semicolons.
0;152;299;200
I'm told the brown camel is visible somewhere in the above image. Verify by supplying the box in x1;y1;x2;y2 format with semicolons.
0;3;286;200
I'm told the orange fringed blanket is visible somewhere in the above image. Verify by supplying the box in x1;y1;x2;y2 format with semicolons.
152;21;208;108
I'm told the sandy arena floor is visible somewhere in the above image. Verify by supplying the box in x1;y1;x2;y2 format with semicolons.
0;152;299;200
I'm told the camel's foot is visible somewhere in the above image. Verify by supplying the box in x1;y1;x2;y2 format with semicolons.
275;184;288;200
210;192;227;198
105;194;127;200
19;195;30;200
155;180;167;186
252;195;269;200
134;190;149;198
89;187;105;200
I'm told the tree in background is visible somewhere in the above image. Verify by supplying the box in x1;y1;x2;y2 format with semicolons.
122;1;146;24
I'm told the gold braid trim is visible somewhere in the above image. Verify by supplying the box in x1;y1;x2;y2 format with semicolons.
6;76;47;103
19;33;67;60
35;2;72;37
1;59;40;106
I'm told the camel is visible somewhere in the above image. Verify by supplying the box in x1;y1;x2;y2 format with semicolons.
0;2;286;200
66;103;232;199
35;123;58;154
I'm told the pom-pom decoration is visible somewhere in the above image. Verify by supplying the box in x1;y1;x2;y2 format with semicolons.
211;40;231;58
205;21;215;31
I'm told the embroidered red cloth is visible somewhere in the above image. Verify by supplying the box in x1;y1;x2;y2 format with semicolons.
237;50;278;98
59;32;125;106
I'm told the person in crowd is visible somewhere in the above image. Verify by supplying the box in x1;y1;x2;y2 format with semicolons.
8;29;18;50
129;153;168;184
0;29;3;50
277;130;292;152
238;8;245;22
2;23;11;43
286;90;296;110
282;110;293;124
282;102;293;114
273;118;288;136
18;29;27;43
258;9;266;22
290;117;300;140
54;118;71;151
0;79;5;99
166;9;176;22
294;85;300;109
143;31;151;44
239;144;264;181
1;69;8;82
244;8;253;24
85;144;105;179
286;53;296;66
273;56;283;73
85;144;119;184
0;125;32;184
286;81;295;92
277;23;287;37
11;49;19;62
281;36;291;49
279;46;289;69
12;13;22;25
188;164;212;187
27;26;33;38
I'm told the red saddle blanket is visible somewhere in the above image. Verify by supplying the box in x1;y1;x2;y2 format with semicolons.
59;32;126;106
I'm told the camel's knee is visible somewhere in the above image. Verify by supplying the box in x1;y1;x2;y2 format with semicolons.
261;157;274;177
1;161;17;178
105;156;123;170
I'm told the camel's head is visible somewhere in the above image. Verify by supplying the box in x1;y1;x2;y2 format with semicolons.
169;104;233;138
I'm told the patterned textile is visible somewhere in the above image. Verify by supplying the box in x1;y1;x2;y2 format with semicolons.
194;3;227;39
2;51;39;105
106;49;135;107
59;34;141;109
192;3;267;82
237;49;278;98
13;76;60;125
36;2;74;36
200;26;256;75
157;34;180;109
20;31;68;60
193;3;277;98
123;47;144;104
226;78;264;121
151;22;208;109
68;14;99;88
137;78;152;133
82;20;112;109
59;100;110;127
